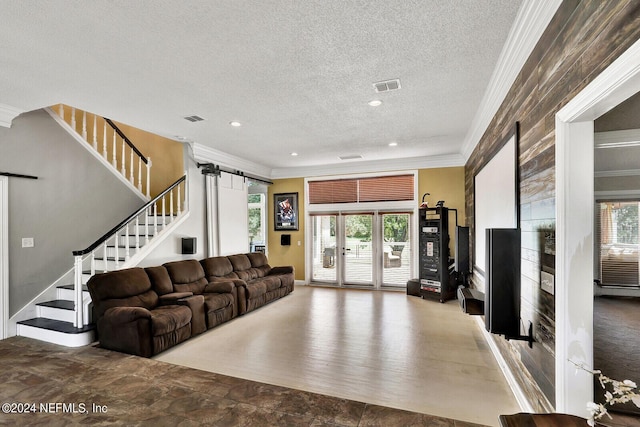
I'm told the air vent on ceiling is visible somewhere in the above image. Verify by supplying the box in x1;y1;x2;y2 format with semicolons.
184;115;205;122
373;78;401;93
339;154;363;161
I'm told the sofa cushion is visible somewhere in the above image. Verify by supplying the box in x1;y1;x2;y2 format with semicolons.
228;254;251;272
247;252;269;267
150;305;191;336
145;266;174;295
201;256;235;279
204;293;235;312
244;281;267;298
254;276;281;292
163;260;208;294
87;268;159;319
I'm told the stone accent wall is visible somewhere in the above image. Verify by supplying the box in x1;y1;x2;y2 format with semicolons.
464;0;640;410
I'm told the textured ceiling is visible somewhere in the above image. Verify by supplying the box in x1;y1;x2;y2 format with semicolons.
1;1;523;174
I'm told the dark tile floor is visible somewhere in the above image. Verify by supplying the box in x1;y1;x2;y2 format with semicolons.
0;337;487;426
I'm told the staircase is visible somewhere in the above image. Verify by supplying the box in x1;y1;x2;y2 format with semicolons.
16;210;182;347
14;105;188;347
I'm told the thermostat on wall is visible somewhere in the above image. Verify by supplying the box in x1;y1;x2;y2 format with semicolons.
541;271;555;295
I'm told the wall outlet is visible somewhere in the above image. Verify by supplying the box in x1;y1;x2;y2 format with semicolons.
541;271;554;295
22;237;34;248
297;240;301;246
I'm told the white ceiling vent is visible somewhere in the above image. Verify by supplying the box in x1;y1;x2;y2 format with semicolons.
184;115;205;122
339;154;363;161
373;78;401;93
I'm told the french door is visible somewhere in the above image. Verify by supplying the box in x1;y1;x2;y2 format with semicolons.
310;211;411;288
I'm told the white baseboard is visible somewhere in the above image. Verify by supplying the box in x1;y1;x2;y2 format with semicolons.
475;316;534;413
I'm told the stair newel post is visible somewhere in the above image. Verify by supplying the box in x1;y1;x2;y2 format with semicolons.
146;157;152;199
82;111;87;141
73;255;83;328
120;138;126;176
71;107;76;132
129;149;134;184
137;157;143;192
92;115;98;150
112;129;117;168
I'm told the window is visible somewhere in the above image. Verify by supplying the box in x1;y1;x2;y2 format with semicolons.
596;201;640;286
248;193;266;251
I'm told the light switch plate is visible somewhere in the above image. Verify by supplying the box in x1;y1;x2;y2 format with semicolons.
541;271;554;295
22;237;34;248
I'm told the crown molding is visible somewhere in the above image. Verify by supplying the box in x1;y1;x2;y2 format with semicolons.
270;154;465;180
0;104;24;128
191;142;273;179
461;0;562;161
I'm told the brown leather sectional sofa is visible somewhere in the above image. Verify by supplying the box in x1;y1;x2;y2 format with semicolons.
87;252;294;357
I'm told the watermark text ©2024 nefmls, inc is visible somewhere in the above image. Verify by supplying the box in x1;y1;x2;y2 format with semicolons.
2;402;108;415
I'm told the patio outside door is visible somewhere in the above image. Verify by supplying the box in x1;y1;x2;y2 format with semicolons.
343;213;374;287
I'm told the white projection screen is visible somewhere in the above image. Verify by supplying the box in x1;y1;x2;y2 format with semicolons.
474;125;519;275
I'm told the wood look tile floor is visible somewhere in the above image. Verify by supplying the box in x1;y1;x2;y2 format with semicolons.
155;286;520;426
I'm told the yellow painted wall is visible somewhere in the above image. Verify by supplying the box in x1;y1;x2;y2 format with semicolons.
267;178;305;280
418;166;466;236
267;168;465;282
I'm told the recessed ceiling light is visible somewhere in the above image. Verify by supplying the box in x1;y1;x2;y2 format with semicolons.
229;121;242;127
388;142;398;147
290;152;298;156
368;99;382;107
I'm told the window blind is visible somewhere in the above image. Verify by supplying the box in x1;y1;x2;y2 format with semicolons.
308;174;414;204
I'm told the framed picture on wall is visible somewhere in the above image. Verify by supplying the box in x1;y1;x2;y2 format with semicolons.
274;192;298;230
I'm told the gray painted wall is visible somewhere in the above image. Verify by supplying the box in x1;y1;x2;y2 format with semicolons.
0;109;145;316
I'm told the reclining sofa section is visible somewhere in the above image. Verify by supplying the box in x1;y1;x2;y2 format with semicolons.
87;252;294;357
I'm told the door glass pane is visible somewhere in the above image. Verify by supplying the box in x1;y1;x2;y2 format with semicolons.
312;215;337;282
344;214;373;285
382;213;411;287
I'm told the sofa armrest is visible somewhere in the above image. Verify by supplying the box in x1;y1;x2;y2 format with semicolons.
98;306;154;357
102;306;151;324
158;292;194;305
176;295;206;335
269;266;294;275
204;281;234;294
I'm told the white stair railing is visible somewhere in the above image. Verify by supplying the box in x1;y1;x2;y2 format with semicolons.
71;175;187;328
57;105;152;199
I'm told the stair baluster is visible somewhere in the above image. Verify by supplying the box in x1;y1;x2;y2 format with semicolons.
125;223;130;261
82;111;87;141
112;128;117;168
120;136;126;176
92;115;98;150
102;122;108;159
